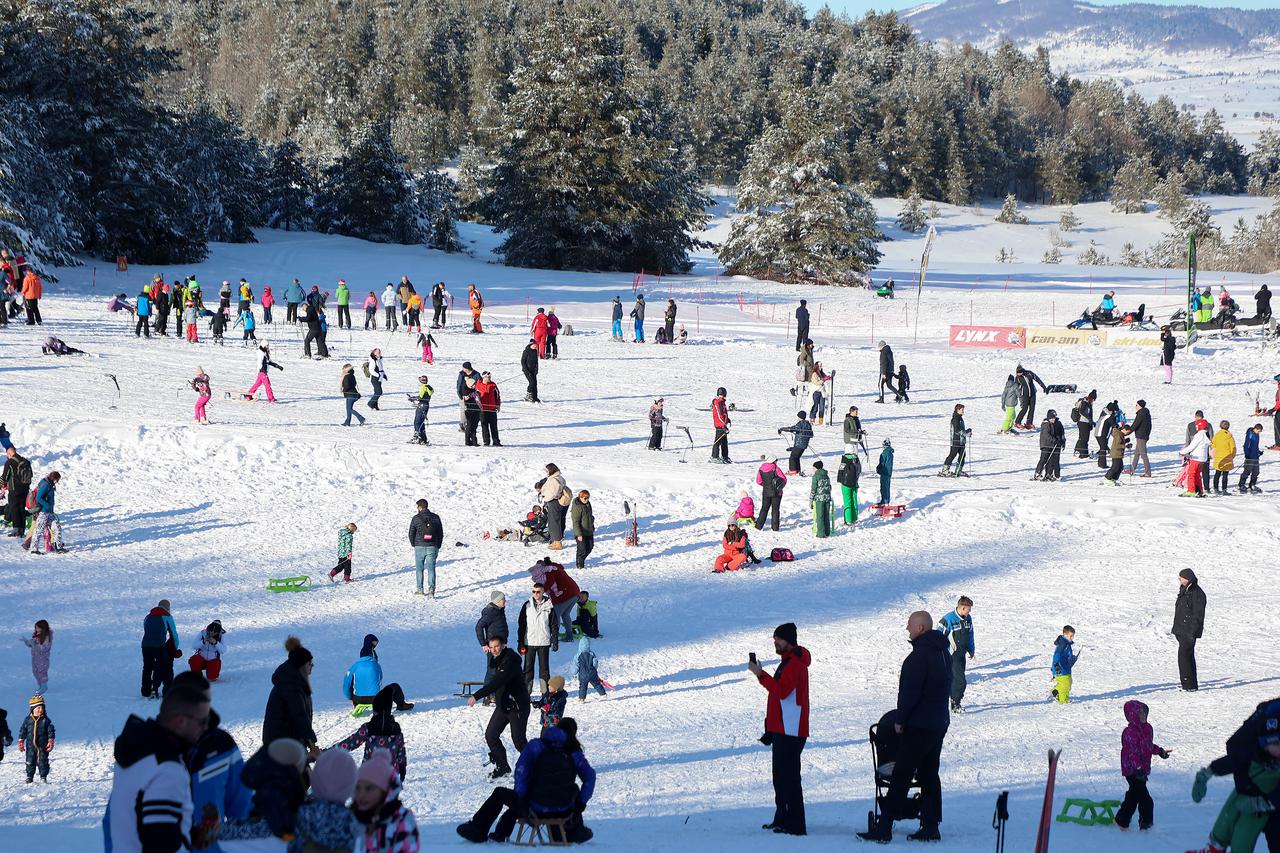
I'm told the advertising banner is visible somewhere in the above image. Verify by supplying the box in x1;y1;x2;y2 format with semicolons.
1106;331;1164;348
1025;328;1108;348
949;325;1027;348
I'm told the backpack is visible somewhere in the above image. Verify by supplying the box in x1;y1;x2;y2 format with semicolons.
769;548;795;562
25;477;44;510
557;486;573;507
529;744;579;811
1069;404;1081;424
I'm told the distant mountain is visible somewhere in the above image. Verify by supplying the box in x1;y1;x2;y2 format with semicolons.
903;0;1280;52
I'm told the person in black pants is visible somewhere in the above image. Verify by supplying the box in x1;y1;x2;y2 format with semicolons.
1172;569;1206;691
794;300;809;352
140;600;181;699
571;491;594;570
303;301;329;358
1073;391;1096;458
647;399;666;449
754;459;787;531
3;446;32;537
518;585;557;696
941;404;969;476
859;611;951;843
431;282;446;327
1034;410;1064;481
468;636;530;779
521;339;540;402
747;622;810;837
877;340;896;403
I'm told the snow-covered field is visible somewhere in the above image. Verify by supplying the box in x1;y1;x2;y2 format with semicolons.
1;200;1278;851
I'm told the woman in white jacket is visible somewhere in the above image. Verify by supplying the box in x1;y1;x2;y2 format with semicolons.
1179;419;1212;497
381;283;397;331
537;464;570;549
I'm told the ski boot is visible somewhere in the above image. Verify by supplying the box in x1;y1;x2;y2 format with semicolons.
937;466;953;478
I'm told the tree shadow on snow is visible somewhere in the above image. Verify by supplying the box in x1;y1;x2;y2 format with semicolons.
77;518;239;550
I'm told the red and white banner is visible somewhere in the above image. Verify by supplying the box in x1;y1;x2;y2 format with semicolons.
949;325;1027;349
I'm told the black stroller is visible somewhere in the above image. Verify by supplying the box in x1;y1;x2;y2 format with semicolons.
867;710;921;832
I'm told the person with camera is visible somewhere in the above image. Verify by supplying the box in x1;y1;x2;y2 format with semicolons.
747;622;810;836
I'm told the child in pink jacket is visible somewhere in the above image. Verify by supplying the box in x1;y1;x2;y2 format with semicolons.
731;490;755;528
1116;700;1170;830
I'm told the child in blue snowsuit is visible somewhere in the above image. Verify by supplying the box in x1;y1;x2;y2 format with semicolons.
234;309;256;342
1051;626;1079;704
18;695;55;783
574;637;607;702
876;439;894;505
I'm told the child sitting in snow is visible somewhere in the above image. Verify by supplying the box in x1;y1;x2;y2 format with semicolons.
574;636;608;703
189;620;226;682
731;490;756;528
539;675;569;728
289;748;358;853
572;590;600;639
336;684;409;780
1115;700;1169;831
521;505;549;542
329;522;357;583
1050;625;1080;704
713;524;749;573
18;694;55;783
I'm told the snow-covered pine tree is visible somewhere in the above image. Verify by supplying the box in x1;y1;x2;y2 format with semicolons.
1155;170;1189;220
994;194;1028;224
1245;129;1280;196
171;95;267;244
1119;242;1143;266
719;91;883;285
1110;158;1154;214
1041;245;1061;264
1078;242;1108;265
0;101;82;268
314;121;419;244
1058;207;1080;231
412;170;464;252
896;192;927;233
265;140;315;232
485;11;708;272
455;142;489;222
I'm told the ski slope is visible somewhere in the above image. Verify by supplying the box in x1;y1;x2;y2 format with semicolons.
1;201;1278;850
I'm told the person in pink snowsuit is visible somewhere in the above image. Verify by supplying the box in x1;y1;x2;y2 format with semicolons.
246;344;282;402
732;490;755;528
1116;699;1169;830
191;367;211;424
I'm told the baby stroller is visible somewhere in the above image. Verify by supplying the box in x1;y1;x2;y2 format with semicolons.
518;506;551;546
867;710;921;832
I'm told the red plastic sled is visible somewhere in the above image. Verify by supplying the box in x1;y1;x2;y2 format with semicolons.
876;504;906;519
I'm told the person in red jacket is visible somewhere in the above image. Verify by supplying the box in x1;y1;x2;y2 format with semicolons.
711;387;732;463
748;622;810;836
476;372;503;447
531;308;549;359
712;525;748;572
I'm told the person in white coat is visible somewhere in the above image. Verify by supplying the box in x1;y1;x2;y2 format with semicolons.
381;283;398;331
517;585;559;697
1179;418;1212;497
189;620;226;682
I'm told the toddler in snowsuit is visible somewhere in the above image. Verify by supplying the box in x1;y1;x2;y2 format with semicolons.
289;748;358;853
574;636;608;702
329;523;357;582
22;619;52;693
1116;700;1169;830
0;709;12;761
337;684;409;780
210;307;227;344
1051;626;1080;704
18;695;54;783
189;620;226;682
732;491;755;528
939;597;974;712
539;675;569;728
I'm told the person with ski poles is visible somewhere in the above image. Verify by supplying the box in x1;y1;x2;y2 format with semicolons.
431;281;446;328
843;405;867;456
245;344;281;403
647;398;667;450
409;375;433;445
779;412;813;476
1014;365;1046;430
710;387;731;464
940;404;970;477
1033;410;1065;481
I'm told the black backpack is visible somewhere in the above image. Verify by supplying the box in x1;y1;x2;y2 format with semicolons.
1070;404;1081;424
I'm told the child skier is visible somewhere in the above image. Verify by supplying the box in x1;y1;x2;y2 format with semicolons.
245;344;282;403
810;459;832;538
233;308;256;343
574;636;608;703
183;299;199;343
18;695;54;783
191;367;212;424
189;620;226;682
939;597;974;713
409;375;433;445
1051;626;1080;704
779;412;813;475
875;439;894;506
837;451;861;525
539;675;569;728
337;685;409;780
732;491;755;528
21;619;52;693
329;523;358;583
417;330;437;364
260;286;274;324
1116;700;1170;830
210;305;227;344
364;291;379;331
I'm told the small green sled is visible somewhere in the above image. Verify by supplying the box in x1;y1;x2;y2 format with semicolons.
266;575;311;593
1055;798;1121;826
351;704;373;717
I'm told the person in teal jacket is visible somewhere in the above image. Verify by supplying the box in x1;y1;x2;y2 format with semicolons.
284;279;304;324
876;439;894;505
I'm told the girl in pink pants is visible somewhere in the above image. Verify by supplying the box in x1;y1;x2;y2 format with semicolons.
191;367;211;424
418;330;437;364
247;343;282;402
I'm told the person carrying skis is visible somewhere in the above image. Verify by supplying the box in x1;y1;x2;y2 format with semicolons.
837;451;861;525
941;404;970;477
779;412;813;475
876;439;894;505
409;376;432;446
647;398;666;450
246;344;281;403
711;387;731;463
531;308;549;359
877;341;896;403
1033;410;1065;481
468;283;484;333
1014;365;1046;429
754;457;788;531
998;374;1019;434
1071;390;1096;458
191;367;212;425
610;296;623;341
810;460;832;538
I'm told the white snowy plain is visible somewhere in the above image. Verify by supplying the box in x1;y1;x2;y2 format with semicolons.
1;197;1278;851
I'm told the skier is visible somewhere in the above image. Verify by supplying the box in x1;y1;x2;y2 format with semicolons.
363;291;378;330
468;283;484;333
1014;365;1046;429
476;371;502;446
754;457;788;531
940;404;970;477
610;296;623;341
877;341;896;403
341;365;366;427
810;460;832;538
647;398;667;450
1071;390;1097;458
837;451;861;525
381;282;397;330
431;281;447;328
547;308;561;359
998;374;1019;433
218;280;232;316
876;439;894;505
244;344;281;403
631;292;646;342
285;278;304;324
409;375;433;446
1104;424;1132;485
795;300;809;352
1033;410;1065;481
521;341;540;402
232;308;256;343
779;412;813;475
335;279;351;329
1239;423;1264;493
1160;327;1176;384
417;329;437;364
531;308;549;359
663;299;676;344
365;349;387;411
711;387;731;463
183;299;199;343
191;367;212;425
236;279;251;317
467;635;530;780
135;287;151;337
1130;400;1153;477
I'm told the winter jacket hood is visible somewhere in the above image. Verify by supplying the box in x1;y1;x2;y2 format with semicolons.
1120;700;1163;778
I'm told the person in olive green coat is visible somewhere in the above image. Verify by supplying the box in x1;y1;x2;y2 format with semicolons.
810;460;833;538
570;490;595;569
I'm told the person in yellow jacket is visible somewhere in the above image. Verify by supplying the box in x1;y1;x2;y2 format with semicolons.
1210;420;1236;495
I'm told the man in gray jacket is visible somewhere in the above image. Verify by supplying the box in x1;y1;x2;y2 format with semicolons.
517;584;559;696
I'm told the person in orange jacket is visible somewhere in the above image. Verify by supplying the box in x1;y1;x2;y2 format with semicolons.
468;284;484;334
22;268;43;325
713;525;749;573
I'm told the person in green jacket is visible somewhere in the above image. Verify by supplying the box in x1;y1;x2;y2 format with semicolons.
570;490;594;570
810;460;832;538
336;279;352;329
876;439;894;506
837;452;861;525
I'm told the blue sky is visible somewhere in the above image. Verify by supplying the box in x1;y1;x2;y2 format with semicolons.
801;0;1279;16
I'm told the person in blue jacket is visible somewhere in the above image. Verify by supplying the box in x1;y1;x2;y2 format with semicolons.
343;634;413;711
1099;290;1117;318
876;439;894;505
938;597;975;713
1051;626;1080;704
140;599;181;699
135;288;152;338
185;707;252;851
1239;422;1264;493
28;471;62;554
284;278;304;324
233;308;256;342
456;718;596;843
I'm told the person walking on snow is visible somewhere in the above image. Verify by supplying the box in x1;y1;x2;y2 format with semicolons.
365;349;388;411
1239;423;1264;493
1072;390;1096;458
876;439;894;505
748;622;810;836
877;340;896;403
232;307;256;343
238;279;253;318
468;635;529;780
408;498;443;596
940;404;970;477
4;446;33;538
1172;568;1206;691
711;387;732;463
1129;400;1152;477
521;341;540;403
795;300;810;352
779;412;813;475
810;460;832;538
610;296;623;341
998;374;1019;433
938;598;974;713
1033;410;1065;481
245;344;281;403
1180;419;1212;497
1115;700;1170;831
341;365;366;427
631;292;645;342
570;490;594;570
22;619;52;694
1051;626;1079;704
410;376;433;445
27;471;62;554
190;367;212;424
329;522;358;582
1014;365;1046;429
647;398;667;450
755;457;788;531
518;584;558;697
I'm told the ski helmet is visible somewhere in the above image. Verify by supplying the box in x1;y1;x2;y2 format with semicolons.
716;387;726;397
883;439;891;447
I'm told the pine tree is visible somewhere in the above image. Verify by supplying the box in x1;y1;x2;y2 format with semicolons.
455;142;489;223
486;11;708;272
265;140;315;232
896;192;927;233
1078;242;1108;265
1110;158;1155;214
1041;245;1061;264
0;101;82;267
1155;170;1189;221
997;247;1015;263
314;121;419;244
412;170;464;252
994;194;1028;224
1058;207;1081;232
719;92;883;285
171;95;267;244
1119;242;1143;266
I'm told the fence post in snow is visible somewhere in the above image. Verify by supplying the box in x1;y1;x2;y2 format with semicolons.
525;296;529;321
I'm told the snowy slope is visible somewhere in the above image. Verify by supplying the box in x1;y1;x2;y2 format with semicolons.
1;204;1278;850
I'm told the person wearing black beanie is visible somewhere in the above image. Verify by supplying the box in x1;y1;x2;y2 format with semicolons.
747;621;809;836
264;636;317;755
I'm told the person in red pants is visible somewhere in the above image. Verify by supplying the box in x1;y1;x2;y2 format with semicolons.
189;620;226;682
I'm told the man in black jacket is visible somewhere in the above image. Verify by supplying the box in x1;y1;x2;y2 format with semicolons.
795;300;810;351
1194;698;1280;850
409;498;443;597
1015;365;1047;429
877;341;896;403
457;361;479;431
302;300;328;359
1257;284;1273;321
1033;410;1065;481
468;635;531;779
1072;391;1096;458
1130;400;1152;476
521;340;540;402
2;445;32;537
1172;569;1207;691
262;638;316;754
859;611;950;843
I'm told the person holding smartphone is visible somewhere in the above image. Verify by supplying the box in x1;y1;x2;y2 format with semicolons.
747;622;810;836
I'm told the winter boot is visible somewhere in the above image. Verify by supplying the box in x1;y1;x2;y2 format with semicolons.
488;764;511;781
857;817;892;843
937;466;952;478
1185;842;1226;853
456;822;488;843
907;823;941;842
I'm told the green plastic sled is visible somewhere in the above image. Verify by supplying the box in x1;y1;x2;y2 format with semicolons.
266;576;311;593
1055;798;1121;826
